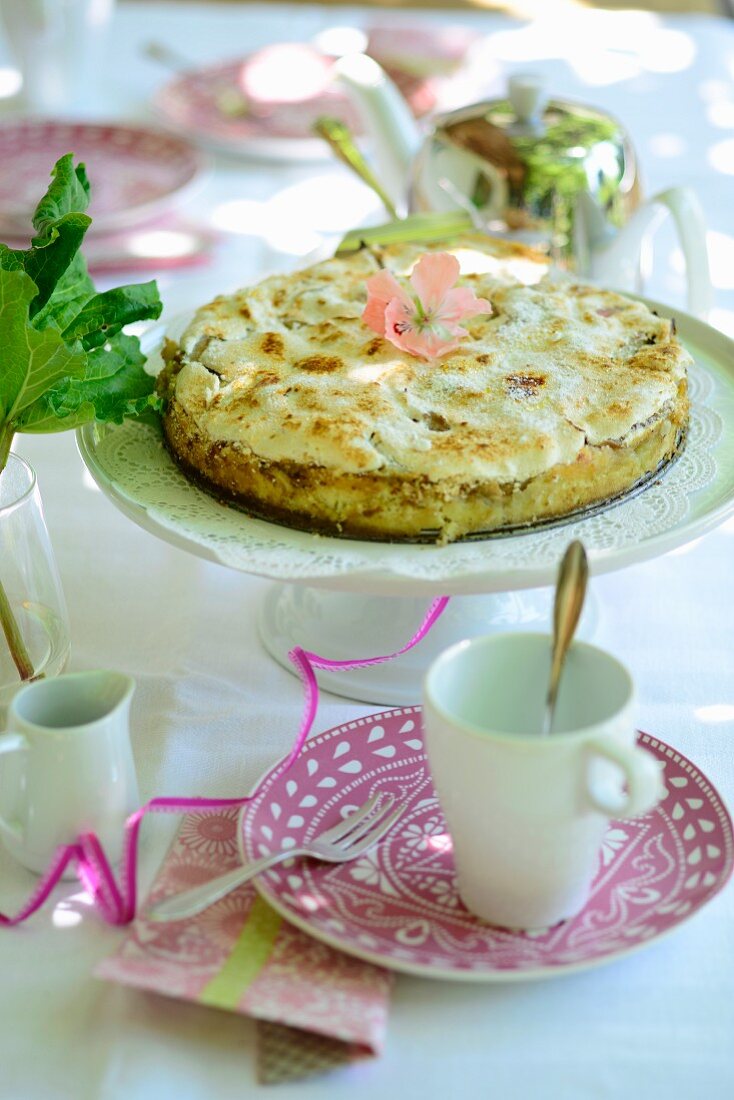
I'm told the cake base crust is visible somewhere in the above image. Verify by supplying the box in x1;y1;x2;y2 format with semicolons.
162;393;687;544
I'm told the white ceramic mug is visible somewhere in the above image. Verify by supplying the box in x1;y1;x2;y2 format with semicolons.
422;633;664;930
0;670;138;874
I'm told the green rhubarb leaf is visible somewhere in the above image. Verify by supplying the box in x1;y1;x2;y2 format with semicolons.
0;267;86;426
0;153;93;318
15;333;159;433
61;282;162;350
31;248;95;333
0;216;92;317
0;153;163;447
32;155;90;233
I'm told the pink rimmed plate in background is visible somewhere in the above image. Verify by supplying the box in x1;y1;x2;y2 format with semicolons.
0;120;206;235
151;38;444;162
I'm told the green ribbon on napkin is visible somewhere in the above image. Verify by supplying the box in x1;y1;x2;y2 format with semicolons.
200;896;283;1010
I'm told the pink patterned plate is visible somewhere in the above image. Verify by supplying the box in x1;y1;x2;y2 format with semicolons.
241;708;734;981
0;121;205;235
153;53;436;162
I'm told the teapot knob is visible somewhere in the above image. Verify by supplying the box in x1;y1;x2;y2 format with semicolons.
508;73;547;124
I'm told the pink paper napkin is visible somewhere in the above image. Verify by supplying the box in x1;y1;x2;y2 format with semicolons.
96;808;393;1085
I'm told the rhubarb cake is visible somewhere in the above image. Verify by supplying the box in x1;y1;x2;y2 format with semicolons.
157;235;690;543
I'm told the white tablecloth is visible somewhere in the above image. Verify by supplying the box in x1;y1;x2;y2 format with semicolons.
2;4;734;1097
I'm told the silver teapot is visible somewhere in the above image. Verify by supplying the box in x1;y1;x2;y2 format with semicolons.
336;56;711;316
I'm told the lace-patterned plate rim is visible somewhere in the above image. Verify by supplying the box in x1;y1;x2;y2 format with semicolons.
239;707;734;983
76;301;734;595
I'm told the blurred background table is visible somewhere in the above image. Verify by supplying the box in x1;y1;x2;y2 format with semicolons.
1;2;734;1098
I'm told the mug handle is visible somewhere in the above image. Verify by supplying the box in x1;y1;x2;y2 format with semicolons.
0;733;28;843
586;739;664;819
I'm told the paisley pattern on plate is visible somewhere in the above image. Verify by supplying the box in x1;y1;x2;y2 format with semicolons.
0;121;204;233
241;709;734;980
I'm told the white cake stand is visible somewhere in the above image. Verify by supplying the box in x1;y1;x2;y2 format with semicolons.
77;304;734;703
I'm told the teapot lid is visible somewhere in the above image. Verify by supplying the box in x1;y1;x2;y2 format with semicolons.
507;73;548;129
439;72;631;170
427;74;639;265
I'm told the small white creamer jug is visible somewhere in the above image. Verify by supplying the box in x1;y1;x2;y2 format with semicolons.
0;670;139;875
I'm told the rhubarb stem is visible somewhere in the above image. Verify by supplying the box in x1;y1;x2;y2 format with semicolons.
0;576;34;681
0;430;36;681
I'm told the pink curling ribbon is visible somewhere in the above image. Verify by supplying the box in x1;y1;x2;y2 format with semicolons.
0;595;450;927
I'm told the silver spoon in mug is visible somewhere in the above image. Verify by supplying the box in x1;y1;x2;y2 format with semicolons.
541;540;589;736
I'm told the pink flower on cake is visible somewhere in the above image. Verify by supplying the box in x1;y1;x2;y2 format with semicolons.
362;251;492;360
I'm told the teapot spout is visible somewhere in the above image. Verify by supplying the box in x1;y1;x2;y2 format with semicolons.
335;53;422;217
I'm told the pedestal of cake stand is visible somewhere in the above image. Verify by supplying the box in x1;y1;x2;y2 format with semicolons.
258;584;600;705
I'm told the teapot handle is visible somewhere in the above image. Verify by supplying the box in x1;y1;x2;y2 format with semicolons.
649;187;712;320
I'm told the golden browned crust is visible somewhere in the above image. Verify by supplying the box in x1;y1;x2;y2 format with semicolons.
162;375;687;543
158;236;691;543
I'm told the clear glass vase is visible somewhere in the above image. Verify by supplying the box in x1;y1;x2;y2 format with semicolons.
0;454;70;712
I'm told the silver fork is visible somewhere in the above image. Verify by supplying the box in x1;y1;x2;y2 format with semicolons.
147;793;402;922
